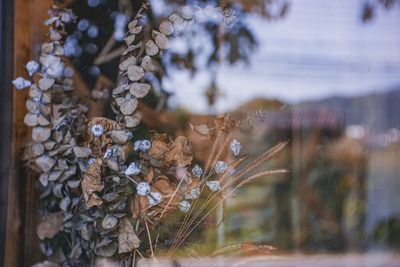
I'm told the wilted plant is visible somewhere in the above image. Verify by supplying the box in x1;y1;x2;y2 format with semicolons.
14;3;287;267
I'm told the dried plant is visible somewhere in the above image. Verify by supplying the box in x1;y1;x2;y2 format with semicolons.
13;3;287;266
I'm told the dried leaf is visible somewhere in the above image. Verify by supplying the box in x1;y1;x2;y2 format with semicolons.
180;6;194;20
73;147;92;158
31;261;59;267
127;65;144;82
26;99;40;113
124;35;136;46
109;130;132;144
192;124;210;135
119;56;136;71
122;41;142;55
141;56;157;72
32;127;51;142
36;211;64;240
165;136;193;167
36;155;56;172
129;83;151;98
95;239;117;257
24;113;39;127
48;170;62;181
127;20;138;30
148;139;169;160
145;40;159;56
129;25;142;34
155;33;168;49
159;20;174;36
82;158;104;207
32;143;45;156
124;113;141;128
118;218;140;253
38;78;55;91
113;84;129;95
102;214;118;229
119;98;138;115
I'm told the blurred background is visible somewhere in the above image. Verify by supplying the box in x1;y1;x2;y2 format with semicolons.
24;0;400;257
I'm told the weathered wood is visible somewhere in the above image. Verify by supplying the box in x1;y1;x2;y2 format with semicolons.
3;0;51;266
0;0;15;265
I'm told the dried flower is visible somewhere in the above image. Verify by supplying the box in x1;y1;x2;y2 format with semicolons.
26;60;40;76
185;187;200;200
88;158;96;165
91;124;104;137
103;148;117;160
191;165;203;178
124;162;141;176
140;139;151;151
147;191;162;206
136;182;151;196
12;77;32;90
206;180;222;191
134;139;151;152
178;200;191;212
214;160;227;174
230;139;241;156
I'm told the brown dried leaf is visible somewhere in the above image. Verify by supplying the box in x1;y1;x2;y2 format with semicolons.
165;136;193;167
148;139;169;160
118;218;140;253
191;124;210;135
145;168;154;183
82;158;104;207
36;211;64;240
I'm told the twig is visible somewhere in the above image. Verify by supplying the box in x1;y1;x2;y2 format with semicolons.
94;46;126;65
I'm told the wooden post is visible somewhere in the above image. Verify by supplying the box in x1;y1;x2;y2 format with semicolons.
2;1;51;266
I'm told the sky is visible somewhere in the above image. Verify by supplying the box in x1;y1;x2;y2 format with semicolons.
163;0;400;114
